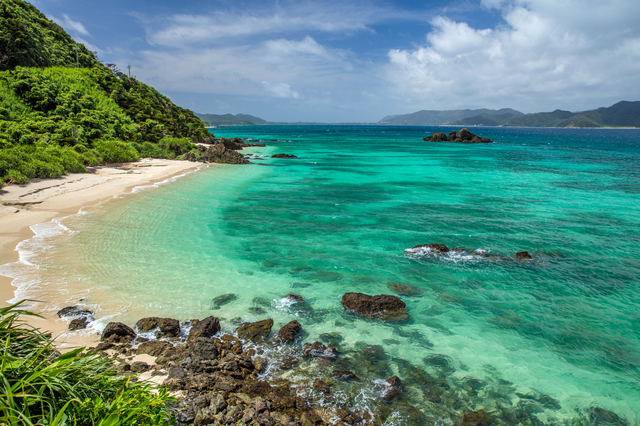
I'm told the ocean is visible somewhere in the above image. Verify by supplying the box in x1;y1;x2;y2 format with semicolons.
3;125;640;425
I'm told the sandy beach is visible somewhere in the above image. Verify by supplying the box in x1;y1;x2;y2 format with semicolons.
0;158;202;345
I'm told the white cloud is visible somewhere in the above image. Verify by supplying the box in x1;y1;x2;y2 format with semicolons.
260;81;300;99
49;13;90;37
386;0;640;112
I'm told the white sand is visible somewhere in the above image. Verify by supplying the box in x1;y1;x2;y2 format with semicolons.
0;159;202;346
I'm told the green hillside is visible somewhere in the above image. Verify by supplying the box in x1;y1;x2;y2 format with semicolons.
196;112;268;126
378;108;523;125
0;0;210;188
453;102;640;128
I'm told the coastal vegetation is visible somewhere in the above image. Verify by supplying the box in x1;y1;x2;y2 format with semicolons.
0;0;210;188
0;301;174;425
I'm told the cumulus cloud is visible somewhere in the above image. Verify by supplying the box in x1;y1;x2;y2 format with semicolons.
260;81;300;98
386;0;640;111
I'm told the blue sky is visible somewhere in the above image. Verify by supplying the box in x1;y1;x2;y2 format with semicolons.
32;0;640;122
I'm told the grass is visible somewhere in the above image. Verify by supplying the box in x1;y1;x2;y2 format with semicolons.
0;301;176;425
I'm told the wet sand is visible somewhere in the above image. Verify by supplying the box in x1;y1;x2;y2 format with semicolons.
0;159;202;346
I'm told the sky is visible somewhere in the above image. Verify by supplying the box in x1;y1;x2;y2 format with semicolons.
31;0;640;122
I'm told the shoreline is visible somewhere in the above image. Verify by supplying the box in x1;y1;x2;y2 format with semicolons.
0;158;202;347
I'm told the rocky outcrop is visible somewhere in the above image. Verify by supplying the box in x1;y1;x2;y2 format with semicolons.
236;319;274;342
101;322;136;344
423;128;492;143
515;251;533;259
275;320;302;343
201;144;250;164
57;306;93;318
187;316;221;344
68;317;89;330
271;154;298;158
135;317;181;338
341;292;409;322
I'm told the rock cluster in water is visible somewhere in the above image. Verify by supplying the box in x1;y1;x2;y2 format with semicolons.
423;128;493;144
271;154;298;159
405;243;534;261
341;292;409;322
184;137;266;164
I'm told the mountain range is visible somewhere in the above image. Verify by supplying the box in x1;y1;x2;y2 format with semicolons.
378;102;640;128
195;113;267;126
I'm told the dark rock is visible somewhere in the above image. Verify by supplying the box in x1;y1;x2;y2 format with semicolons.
187;316;221;344
212;293;238;309
313;378;332;394
303;341;336;358
183;151;197;162
57;306;93;318
424;128;493;144
271;153;298;158
236;319;274;342
462;410;492;426
94;342;113;351
191;337;218;360
275;320;302;343
201;143;250;164
387;282;424;297
136;341;173;357
515;251;533;260
194;408;216;425
167;367;188;380
406;243;450;254
130;361;151;373
254;356;268;372
336;407;363;425
101;322;136;343
135;317;181;338
383;376;403;400
210;395;227;414
332;370;359;381
282;293;305;304
341;292;409;321
588;407;628;426
68;317;89;330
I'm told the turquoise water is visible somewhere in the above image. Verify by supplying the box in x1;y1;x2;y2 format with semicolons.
4;126;640;425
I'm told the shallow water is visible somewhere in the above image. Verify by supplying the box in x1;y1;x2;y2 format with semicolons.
3;126;640;425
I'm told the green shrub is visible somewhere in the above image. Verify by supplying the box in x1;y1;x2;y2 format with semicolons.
94;140;139;164
0;301;175;425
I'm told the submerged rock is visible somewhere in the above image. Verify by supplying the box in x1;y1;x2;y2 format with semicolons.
341;292;409;322
236;319;274;342
135;317;181;338
101;322;136;343
382;376;403;401
212;293;238;309
423;128;493;144
387;282;424;297
462;410;492;426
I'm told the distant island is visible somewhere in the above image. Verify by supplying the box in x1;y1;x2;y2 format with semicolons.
378;101;640;128
195;113;268;126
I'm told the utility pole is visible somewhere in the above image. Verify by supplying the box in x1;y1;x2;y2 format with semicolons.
127;64;132;77
75;45;79;68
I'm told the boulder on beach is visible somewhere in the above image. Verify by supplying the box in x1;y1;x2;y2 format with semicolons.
423;128;493;144
187;316;221;344
341;292;409;322
57;305;93;318
137;341;173;357
68;317;89;330
236;319;274;342
101;322;136;343
135;317;181;338
275;320;302;343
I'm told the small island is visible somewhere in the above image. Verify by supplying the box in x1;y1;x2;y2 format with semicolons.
423;128;493;144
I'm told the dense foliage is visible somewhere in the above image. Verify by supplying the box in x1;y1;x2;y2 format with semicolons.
0;301;175;425
0;0;95;70
0;0;211;188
